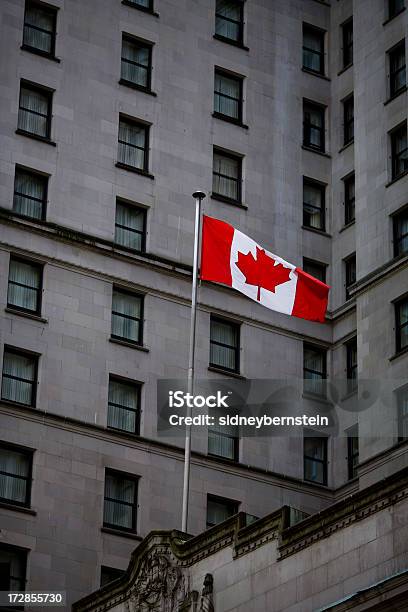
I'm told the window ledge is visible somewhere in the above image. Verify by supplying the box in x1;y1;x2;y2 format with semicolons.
208;366;245;379
101;526;143;540
118;79;157;97
115;162;154;179
302;392;331;405
121;0;159;17
15;129;56;146
301;225;332;238
337;63;353;77
0;399;35;410
212;112;248;130
20;45;61;63
301;145;331;159
0;500;36;515
383;7;406;25
213;34;249;51
390;346;408;362
210;193;248;209
339;220;355;233
109;337;149;352
338;140;354;154
5;307;47;323
384;86;407;106
385;169;408;188
301;67;331;81
303;478;328;488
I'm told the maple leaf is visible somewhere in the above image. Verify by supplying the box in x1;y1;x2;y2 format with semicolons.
236;247;291;301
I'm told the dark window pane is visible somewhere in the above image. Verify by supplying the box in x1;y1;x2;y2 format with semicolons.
118;120;148;170
121;37;151;89
342;19;353;67
115;202;146;251
304;436;327;485
344;174;355;225
394;209;408;256
396;298;408;352
210;318;239;372
303;180;325;230
214;71;242;120
100;566;125;587
390;43;406;97
346;338;358;393
0;546;27;596
345;255;356;300
127;0;152;8
13;168;47;220
304;345;326;396
303;25;324;74
107;379;139;434
303;260;326;283
343;96;354;145
347;425;359;479
1;350;37;407
212;151;241;202
111;290;143;344
18;84;51;138
303;103;325;151
8;259;41;314
208;422;238;460
389;0;405;18
104;471;137;531
391;124;408;179
206;496;238;528
23;2;56;55
397;386;408;440
0;447;30;506
215;0;243;43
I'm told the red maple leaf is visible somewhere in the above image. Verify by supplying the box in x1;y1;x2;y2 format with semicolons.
236;247;291;301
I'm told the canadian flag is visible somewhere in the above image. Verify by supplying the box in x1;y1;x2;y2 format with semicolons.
200;215;329;323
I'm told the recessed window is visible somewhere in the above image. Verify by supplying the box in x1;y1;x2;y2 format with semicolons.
206;494;239;528
17;82;52;140
347;425;359;480
13;167;47;220
103;469;138;532
7;257;42;315
388;0;405;19
210;316;240;373
303;178;325;231
1;348;38;407
302;24;325;74
117;117;149;172
344;173;355;225
303;344;326;397
215;0;244;44
124;0;153;10
303;433;328;485
100;566;125;587
303;259;326;284
391;123;408;180
397;385;408;441
389;41;406;97
393;207;408;257
0;544;27;598
108;377;140;434
0;444;32;507
120;35;152;91
23;1;57;57
115;200;146;252
346;337;358;393
212;149;242;204
111;289;143;345
345;254;356;300
343;95;354;145
342;18;353;68
214;69;243;123
208;422;239;461
303;101;325;152
395;296;408;353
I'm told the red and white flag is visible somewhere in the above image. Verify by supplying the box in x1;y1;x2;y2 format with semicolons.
200;215;329;323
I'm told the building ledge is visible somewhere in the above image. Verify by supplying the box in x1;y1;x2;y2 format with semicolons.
101;526;143;541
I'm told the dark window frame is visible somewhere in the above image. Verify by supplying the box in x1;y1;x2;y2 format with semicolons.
100;566;125;587
209;316;240;374
117;115;150;173
388;0;405;20
343;94;354;146
17;80;53;141
393;205;408;257
120;34;153;93
302;23;325;75
121;0;155;14
206;493;239;529
389;41;406;98
395;295;408;353
346;337;358;394
346;424;359;480
344;172;355;225
212;148;242;205
208;424;239;462
214;0;244;46
391;122;408;180
396;384;408;441
22;0;58;59
103;468;139;533
303;343;327;398
303;100;325;152
345;253;356;300
303;177;326;232
303;431;328;486
341;18;353;68
7;256;43;316
1;346;39;408
114;199;147;253
0;442;33;508
107;375;141;435
302;258;327;284
0;543;28;601
111;287;144;346
213;68;244;124
13;166;48;221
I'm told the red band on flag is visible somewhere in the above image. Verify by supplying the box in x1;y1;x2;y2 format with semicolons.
291;268;329;323
200;215;234;286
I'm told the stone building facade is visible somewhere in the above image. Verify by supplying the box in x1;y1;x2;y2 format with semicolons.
0;0;407;609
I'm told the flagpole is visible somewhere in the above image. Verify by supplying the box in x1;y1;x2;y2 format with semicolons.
181;189;206;533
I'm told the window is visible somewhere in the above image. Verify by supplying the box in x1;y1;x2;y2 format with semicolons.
117;117;149;172
0;444;32;507
344;173;355;225
210;317;240;373
303;179;325;231
388;0;405;19
395;296;408;353
208;422;239;461
124;0;154;10
0;544;27;598
107;377;140;434
393;207;408;257
303;433;328;485
115;200;146;252
345;254;356;300
303;24;325;74
391;123;408;180
303;344;326;397
103;470;138;532
206;494;239;528
347;425;359;480
100;566;125;587
343;95;354;145
215;0;244;44
111;289;143;345
13;167;47;220
346;337;358;393
23;1;57;57
303;102;325;152
1;348;38;407
7;257;42;315
342;19;353;68
212;149;242;203
17;82;52;140
389;42;406;97
120;35;152;91
303;259;326;284
397;385;408;441
214;69;243;123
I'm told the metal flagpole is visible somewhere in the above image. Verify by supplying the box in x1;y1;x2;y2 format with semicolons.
181;189;206;533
